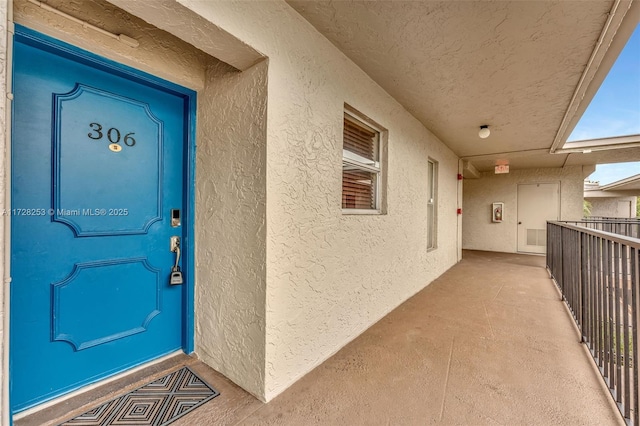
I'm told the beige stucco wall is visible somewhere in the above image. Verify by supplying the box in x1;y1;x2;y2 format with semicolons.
160;0;460;401
586;196;637;218
12;0;210;90
194;59;268;399
462;166;587;253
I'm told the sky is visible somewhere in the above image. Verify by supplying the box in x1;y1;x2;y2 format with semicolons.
568;23;640;185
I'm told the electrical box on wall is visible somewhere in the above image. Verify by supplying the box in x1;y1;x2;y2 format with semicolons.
492;202;504;223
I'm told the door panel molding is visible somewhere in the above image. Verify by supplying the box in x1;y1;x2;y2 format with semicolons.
52;258;161;351
52;84;164;237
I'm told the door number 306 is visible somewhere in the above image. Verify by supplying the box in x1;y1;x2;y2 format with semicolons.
88;123;136;147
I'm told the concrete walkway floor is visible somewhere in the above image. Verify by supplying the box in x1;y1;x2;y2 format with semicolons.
24;250;623;425
181;250;623;425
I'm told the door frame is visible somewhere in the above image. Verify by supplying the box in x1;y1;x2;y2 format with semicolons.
7;24;197;416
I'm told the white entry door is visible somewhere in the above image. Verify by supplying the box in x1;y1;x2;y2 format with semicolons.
517;183;559;254
617;201;633;218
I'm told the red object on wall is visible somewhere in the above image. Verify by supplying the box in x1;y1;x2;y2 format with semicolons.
457;208;462;215
457;174;463;180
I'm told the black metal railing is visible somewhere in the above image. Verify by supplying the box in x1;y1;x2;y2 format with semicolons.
589;217;640;221
547;221;640;425
576;217;640;239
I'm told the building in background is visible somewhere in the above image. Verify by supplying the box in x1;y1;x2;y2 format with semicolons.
585;174;640;218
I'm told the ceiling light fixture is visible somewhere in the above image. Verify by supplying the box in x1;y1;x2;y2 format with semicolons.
479;125;490;139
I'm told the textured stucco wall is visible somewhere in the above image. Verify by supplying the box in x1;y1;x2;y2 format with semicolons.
462;166;586;253
194;59;268;399
13;0;210;90
171;0;460;401
587;196;637;218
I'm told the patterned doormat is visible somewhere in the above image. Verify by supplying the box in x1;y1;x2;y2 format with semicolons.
60;367;220;426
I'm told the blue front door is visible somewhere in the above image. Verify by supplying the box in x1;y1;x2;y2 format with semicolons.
10;29;192;413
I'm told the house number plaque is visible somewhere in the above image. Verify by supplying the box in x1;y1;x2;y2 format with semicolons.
88;122;136;152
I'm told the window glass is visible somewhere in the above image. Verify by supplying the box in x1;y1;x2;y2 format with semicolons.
342;113;381;212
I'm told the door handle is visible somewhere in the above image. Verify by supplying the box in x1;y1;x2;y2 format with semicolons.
170;236;183;285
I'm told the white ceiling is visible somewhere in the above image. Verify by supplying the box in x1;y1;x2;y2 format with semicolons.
287;0;640;172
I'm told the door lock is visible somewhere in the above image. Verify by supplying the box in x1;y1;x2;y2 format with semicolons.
170;236;183;285
170;236;180;252
171;209;181;227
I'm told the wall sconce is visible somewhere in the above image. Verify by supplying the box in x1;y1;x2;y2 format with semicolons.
479;125;490;139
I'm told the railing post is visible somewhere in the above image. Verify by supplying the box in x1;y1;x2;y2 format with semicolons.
613;242;621;405
581;232;587;343
621;244;631;420
632;246;639;426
